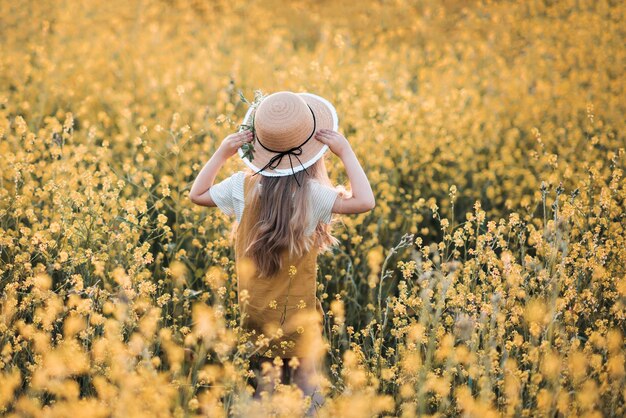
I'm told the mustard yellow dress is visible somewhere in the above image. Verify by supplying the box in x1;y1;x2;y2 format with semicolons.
234;173;328;360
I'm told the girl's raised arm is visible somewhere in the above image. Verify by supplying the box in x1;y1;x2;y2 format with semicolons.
189;130;253;207
314;129;376;214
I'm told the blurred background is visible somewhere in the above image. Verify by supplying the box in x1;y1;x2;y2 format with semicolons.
1;1;624;416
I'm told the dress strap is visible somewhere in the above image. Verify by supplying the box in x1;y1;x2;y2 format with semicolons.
242;172;254;201
241;172;263;216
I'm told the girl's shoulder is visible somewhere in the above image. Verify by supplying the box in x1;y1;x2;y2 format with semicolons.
208;171;246;219
307;179;340;225
308;178;339;195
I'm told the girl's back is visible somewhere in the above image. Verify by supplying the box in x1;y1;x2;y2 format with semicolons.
231;170;335;359
189;90;375;411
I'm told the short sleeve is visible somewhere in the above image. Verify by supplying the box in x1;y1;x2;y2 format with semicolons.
209;172;243;217
310;180;339;224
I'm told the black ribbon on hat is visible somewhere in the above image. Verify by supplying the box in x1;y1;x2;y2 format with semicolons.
251;104;316;188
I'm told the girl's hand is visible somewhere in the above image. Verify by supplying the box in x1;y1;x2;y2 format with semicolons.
314;129;352;158
218;130;254;159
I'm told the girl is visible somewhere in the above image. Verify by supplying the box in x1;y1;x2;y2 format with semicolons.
189;91;375;415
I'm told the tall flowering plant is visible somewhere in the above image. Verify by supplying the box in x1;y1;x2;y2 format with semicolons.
237;89;268;162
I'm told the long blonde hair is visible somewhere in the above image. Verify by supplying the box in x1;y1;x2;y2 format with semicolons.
241;156;340;279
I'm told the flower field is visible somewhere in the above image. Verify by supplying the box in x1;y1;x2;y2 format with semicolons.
1;0;625;416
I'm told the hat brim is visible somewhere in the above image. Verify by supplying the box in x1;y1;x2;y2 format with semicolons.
237;92;338;176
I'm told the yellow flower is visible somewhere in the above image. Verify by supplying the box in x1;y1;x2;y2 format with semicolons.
288;265;297;277
1;2;624;415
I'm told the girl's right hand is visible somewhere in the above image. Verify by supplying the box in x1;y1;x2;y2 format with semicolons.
218;130;254;159
314;129;352;158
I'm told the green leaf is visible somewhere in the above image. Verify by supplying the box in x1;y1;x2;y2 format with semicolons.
238;90;250;105
241;142;255;161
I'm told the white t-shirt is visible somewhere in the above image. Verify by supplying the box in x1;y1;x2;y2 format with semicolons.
209;171;339;236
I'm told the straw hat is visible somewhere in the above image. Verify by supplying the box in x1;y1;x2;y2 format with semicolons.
237;91;339;179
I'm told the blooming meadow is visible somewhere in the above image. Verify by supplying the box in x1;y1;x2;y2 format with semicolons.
1;0;625;417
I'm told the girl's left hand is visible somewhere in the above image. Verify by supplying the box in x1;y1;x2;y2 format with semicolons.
218;130;254;158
